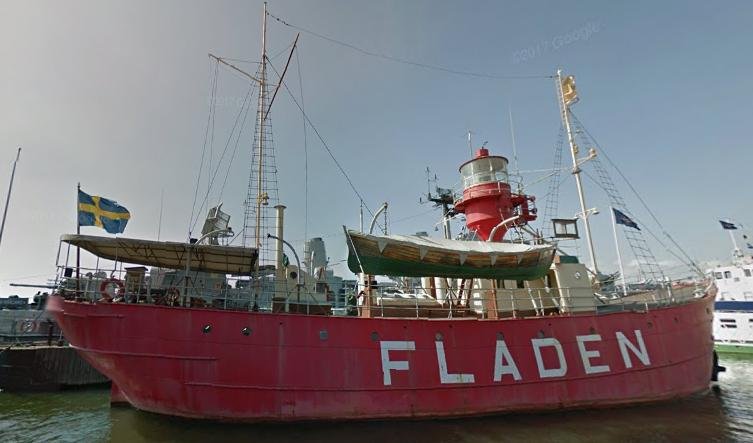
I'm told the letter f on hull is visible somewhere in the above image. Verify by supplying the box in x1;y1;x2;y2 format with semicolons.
380;341;415;385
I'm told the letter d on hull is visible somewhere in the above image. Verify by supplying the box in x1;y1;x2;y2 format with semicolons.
532;337;568;378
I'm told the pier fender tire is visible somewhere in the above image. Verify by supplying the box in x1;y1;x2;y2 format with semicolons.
99;278;125;302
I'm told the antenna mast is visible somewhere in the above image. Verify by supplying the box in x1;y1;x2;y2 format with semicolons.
556;68;599;275
508;107;521;192
467;131;473;157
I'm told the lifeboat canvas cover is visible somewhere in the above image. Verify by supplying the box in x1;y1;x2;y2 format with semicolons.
345;230;555;280
61;234;258;275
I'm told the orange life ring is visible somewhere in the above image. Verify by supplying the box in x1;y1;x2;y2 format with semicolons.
99;278;125;301
18;319;37;333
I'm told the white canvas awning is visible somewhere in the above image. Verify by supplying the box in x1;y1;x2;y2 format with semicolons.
61;234;258;275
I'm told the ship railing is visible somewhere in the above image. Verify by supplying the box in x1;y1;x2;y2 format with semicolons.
352;281;701;319
51;263;703;319
52;264;263;310
52;263;340;313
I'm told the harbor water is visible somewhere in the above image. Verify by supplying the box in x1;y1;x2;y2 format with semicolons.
1;355;751;443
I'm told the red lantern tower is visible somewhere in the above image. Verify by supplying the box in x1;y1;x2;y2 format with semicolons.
453;147;537;241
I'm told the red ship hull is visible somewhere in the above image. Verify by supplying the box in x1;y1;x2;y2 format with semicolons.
48;295;714;422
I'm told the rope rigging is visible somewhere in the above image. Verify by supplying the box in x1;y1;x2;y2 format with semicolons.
295;46;309;250
569;111;704;279
264;57;377;219
580;169;697;279
539;126;565;238
189;59;220;239
189;61;257;237
193;11;699;282
266;11;554;81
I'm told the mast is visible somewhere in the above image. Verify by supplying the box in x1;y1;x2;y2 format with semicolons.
556;69;599;275
242;1;283;280
0;147;20;250
242;3;276;250
253;2;268;250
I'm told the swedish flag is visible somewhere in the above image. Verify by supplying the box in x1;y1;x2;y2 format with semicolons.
78;190;130;234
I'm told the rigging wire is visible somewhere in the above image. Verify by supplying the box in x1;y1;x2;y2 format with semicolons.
570;112;703;276
287;207;440;244
581;169;698;276
218;86;255;204
295;46;309;250
265;59;375;218
270;41;297;61
221;42;295;65
537;173;570;206
190;83;256;234
266;11;554;81
391;207;439;224
189;59;220;239
217;57;260;64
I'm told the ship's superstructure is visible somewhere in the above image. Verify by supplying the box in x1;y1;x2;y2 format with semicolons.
710;227;753;353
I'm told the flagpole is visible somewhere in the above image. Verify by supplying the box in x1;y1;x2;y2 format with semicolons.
727;219;742;258
157;188;164;241
610;207;628;297
0;147;21;251
76;182;81;296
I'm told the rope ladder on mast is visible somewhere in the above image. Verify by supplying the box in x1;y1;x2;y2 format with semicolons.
569;114;666;285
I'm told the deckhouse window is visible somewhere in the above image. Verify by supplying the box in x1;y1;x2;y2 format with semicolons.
714;272;723;279
724;271;732;279
745;269;752;277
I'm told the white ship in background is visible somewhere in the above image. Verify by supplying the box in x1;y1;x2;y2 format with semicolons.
711;220;753;353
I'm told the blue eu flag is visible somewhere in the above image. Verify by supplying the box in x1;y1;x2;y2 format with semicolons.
613;208;640;230
78;190;130;234
719;220;738;230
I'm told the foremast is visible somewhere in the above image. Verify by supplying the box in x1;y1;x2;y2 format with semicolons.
242;2;280;271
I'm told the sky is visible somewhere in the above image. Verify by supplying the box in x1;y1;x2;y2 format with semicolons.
0;0;751;297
